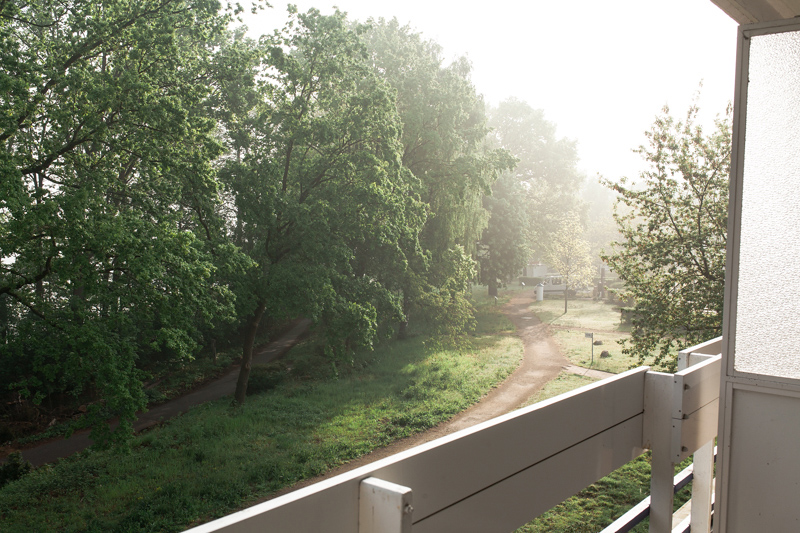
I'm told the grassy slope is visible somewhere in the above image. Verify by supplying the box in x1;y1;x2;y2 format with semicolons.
0;299;521;532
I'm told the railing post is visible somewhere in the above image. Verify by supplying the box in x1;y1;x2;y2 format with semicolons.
690;441;714;533
677;348;717;533
644;372;674;533
359;477;413;533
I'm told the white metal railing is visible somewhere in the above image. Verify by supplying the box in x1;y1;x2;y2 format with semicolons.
185;339;722;533
601;459;696;533
602;337;722;533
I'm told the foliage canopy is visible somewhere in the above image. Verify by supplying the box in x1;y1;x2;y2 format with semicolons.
0;0;240;443
603;104;731;370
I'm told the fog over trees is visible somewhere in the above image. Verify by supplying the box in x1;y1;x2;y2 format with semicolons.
0;0;671;440
478;98;585;297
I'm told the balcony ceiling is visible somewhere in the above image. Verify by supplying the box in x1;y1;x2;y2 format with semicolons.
710;0;800;24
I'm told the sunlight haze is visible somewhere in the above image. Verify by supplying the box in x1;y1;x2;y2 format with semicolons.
243;0;737;183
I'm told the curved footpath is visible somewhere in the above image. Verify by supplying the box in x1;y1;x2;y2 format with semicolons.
4;291;613;469
2;318;312;467
265;289;614;500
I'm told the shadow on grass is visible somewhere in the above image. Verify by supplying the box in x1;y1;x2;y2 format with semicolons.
0;306;522;533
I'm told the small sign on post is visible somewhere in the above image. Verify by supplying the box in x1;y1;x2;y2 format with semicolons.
585;332;594;365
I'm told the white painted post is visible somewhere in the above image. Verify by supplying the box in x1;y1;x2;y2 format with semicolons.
676;350;719;533
359;477;413;533
690;441;714;533
644;372;674;533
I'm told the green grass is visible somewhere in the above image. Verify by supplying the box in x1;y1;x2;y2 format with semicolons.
0;303;522;532
530;298;629;332
517;454;693;533
551;330;638;374
527;298;654;373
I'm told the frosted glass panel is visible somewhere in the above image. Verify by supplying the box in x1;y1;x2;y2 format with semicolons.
736;30;800;378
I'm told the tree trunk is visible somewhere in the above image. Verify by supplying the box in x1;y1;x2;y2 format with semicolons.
564;285;568;314
398;289;410;340
488;278;498;298
234;302;267;404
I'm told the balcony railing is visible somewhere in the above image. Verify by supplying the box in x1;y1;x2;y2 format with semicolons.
185;338;722;533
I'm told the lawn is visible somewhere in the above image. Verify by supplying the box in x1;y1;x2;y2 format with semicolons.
530;297;629;332
520;371;598;408
0;301;522;532
528;297;652;374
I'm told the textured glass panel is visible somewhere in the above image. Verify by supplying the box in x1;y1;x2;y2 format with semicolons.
736;30;800;378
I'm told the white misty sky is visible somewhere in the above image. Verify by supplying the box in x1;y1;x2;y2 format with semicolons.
242;0;738;182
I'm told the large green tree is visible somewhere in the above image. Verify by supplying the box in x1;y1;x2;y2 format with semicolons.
477;99;584;297
487;98;584;259
603;105;730;370
476;172;529;297
220;8;423;403
363;19;513;335
0;0;239;442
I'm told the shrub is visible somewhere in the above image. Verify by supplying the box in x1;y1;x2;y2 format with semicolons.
246;364;289;395
0;452;32;488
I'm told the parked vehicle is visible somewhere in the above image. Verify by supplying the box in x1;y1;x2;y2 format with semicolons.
542;275;566;293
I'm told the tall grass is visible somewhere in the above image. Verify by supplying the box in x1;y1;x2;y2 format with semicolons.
0;301;521;532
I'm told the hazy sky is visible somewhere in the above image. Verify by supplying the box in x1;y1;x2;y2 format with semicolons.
243;1;738;182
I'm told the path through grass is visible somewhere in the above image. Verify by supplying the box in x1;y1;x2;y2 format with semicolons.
0;301;521;532
528;298;649;374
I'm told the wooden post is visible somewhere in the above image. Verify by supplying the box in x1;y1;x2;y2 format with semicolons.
643;372;674;533
359;477;413;533
691;441;715;533
678;349;718;533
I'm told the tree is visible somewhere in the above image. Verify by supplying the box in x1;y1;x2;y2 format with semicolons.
363;19;514;334
602;104;730;371
477;99;584;297
544;214;595;313
487;98;584;260
0;0;240;443
476;172;530;297
582;176;621;263
220;8;422;403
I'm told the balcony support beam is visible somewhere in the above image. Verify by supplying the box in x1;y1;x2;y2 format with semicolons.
690;441;714;533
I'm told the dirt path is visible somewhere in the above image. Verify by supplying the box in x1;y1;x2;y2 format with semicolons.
3;318;312;466
7;291;613;474
268;289;601;499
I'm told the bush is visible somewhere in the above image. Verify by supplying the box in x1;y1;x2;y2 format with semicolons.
0;452;32;488
246;364;289;395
